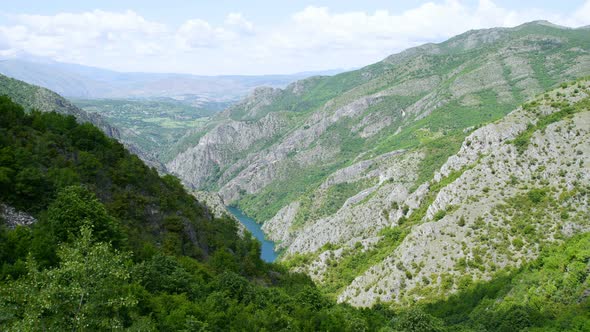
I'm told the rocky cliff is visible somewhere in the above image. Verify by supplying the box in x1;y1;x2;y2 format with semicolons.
335;80;590;306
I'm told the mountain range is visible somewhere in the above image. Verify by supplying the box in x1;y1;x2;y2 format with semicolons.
0;55;345;101
0;19;589;330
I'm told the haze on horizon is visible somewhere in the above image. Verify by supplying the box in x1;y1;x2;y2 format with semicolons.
0;0;589;76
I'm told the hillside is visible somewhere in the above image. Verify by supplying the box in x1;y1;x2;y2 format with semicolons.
332;79;589;306
0;95;386;331
0;95;244;261
0;90;588;332
165;21;590;306
0;74;120;138
0;74;168;170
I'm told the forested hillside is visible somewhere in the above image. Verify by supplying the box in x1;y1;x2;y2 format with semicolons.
0;74;120;138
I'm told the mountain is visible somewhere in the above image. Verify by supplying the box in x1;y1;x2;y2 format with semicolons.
0;73;120;138
0;74;167;169
336;79;590;306
166;21;590;306
0;57;345;100
0;94;354;330
0;58;346;165
0;20;589;330
1;80;589;332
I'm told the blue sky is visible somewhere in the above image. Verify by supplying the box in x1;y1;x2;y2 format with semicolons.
0;1;588;75
1;1;583;24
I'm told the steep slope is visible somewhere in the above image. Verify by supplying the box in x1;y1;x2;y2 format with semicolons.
0;95;388;331
0;74;120;138
0;74;165;169
168;22;590;239
0;95;244;260
166;22;590;307
1;94;587;331
1;94;588;332
331;79;590;306
279;79;590;307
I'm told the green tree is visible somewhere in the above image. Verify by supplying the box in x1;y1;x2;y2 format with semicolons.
394;307;446;332
0;226;137;331
46;185;123;247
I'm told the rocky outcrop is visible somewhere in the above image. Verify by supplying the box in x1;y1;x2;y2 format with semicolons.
262;201;300;249
274;150;421;256
0;204;36;228
167;111;290;190
191;191;245;236
192;191;234;220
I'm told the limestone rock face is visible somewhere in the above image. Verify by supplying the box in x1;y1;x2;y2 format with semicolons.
192;191;234;220
338;82;590;307
0;204;37;228
282;151;422;256
262;201;300;250
167;111;289;191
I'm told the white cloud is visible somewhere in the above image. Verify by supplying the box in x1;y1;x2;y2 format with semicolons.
224;13;254;34
176;13;255;49
0;9;168;62
0;1;589;74
569;0;590;27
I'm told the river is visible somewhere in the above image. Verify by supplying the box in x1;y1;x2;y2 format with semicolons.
227;206;278;263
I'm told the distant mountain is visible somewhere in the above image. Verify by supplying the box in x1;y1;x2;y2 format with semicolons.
0;57;345;100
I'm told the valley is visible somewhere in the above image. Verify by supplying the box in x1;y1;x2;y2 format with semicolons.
73;98;230;164
0;12;589;331
228;206;279;263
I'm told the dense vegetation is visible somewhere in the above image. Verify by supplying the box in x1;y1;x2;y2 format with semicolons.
424;233;590;331
0;74;72;114
0;95;249;266
0;96;401;331
1;89;589;330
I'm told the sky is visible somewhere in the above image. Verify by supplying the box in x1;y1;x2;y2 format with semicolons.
0;0;589;75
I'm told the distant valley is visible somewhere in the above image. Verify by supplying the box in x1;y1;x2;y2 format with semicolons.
0;56;345;169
